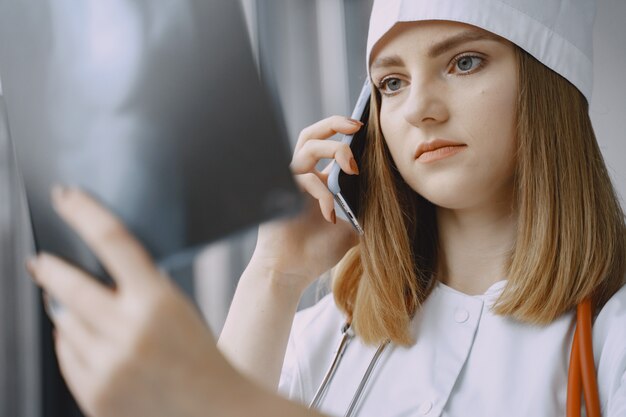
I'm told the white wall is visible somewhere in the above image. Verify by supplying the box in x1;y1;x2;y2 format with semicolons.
591;0;626;209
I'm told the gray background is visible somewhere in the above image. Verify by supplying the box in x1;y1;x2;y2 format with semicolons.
590;0;626;208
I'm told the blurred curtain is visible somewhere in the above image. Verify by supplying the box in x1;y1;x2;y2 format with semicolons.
194;0;373;336
0;78;41;417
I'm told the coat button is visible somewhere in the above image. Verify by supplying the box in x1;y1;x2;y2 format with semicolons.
454;308;469;323
418;400;433;415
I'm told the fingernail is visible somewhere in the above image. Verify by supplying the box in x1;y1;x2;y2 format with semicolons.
347;118;363;126
349;158;360;175
331;210;337;224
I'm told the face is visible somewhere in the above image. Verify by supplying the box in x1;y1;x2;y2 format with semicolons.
369;21;518;211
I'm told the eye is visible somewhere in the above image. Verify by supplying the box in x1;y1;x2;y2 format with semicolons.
377;77;405;96
451;55;485;75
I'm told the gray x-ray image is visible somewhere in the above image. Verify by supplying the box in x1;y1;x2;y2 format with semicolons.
0;0;301;282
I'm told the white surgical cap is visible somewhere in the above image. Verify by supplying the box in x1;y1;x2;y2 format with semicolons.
367;0;596;101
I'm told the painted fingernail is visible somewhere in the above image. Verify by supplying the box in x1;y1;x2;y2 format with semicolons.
347;118;363;126
349;158;360;175
331;210;337;224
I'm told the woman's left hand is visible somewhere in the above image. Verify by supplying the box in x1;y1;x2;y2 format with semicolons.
26;187;249;417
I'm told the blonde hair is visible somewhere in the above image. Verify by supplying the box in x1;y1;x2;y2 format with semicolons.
332;46;626;346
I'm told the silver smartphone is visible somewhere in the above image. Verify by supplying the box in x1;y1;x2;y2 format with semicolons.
327;81;371;235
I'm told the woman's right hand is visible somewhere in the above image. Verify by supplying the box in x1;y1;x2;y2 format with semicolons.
249;115;364;293
218;115;364;391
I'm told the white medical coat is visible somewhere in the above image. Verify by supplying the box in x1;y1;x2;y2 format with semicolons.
279;280;626;416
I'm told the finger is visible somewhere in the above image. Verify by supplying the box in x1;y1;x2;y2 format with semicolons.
50;187;164;291
294;116;363;154
28;253;117;329
295;173;336;223
291;139;359;176
51;304;107;355
54;332;96;405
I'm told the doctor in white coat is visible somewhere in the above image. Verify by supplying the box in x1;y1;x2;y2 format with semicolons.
220;0;626;416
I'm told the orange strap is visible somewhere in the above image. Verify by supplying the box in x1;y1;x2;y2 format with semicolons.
566;299;601;417
567;328;582;415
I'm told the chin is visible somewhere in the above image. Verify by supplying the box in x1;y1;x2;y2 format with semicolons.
411;176;515;212
409;181;481;210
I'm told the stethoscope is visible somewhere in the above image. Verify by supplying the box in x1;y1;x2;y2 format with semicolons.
307;299;602;417
308;322;389;417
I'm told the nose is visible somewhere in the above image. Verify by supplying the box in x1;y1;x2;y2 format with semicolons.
402;76;449;128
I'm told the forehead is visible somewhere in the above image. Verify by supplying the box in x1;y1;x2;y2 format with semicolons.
369;20;508;69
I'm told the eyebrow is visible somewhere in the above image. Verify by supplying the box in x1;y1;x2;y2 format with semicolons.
370;29;506;71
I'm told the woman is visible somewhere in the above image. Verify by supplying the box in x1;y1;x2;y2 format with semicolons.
28;0;625;416
220;0;626;415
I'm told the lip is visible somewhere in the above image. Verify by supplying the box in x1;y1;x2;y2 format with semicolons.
415;138;467;163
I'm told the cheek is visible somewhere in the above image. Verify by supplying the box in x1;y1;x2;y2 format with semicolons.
458;73;518;170
456;79;518;201
379;108;410;168
475;68;518;143
479;92;516;141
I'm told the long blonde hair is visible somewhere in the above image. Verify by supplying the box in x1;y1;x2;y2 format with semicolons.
332;46;626;346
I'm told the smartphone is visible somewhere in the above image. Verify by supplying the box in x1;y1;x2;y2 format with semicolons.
327;81;371;235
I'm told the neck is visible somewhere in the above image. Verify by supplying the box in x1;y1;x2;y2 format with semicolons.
435;198;517;296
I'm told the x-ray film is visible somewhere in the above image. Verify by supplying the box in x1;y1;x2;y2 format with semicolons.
0;0;301;281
